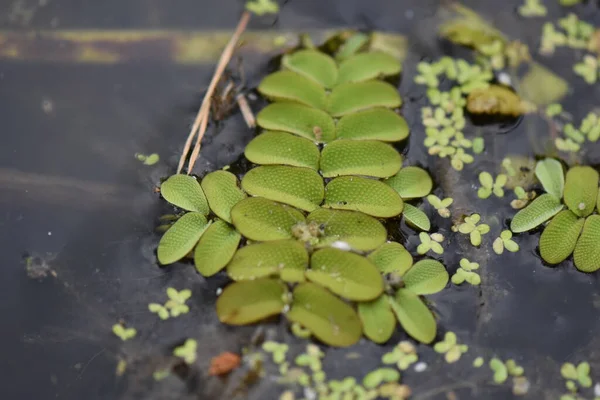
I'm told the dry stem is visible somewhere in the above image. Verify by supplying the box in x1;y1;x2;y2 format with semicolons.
236;94;256;128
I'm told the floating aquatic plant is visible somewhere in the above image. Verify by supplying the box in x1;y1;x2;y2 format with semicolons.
493;230;520;255
112;323;137;341
149;287;192;320
451;258;481;286
518;0;547;17
454;213;490;246
381;341;419;371
416;232;444;255
427;194;453;218
477;171;507;199
433;332;469;363
174;339;197;364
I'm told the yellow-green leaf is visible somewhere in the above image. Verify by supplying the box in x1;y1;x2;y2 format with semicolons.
201;170;246;223
402;259;448;294
563;166;599;217
358;296;396;344
320;139;402;178
336;108;409;142
256;103;335;143
194;220;241;277
402;203;431;231
385;166;433;200
231;197;305;241
539;210;584;265
245;131;320;170
282;49;338;88
328;81;402;117
157;212;210;265
337;51;401;84
367;242;413;275
535;158;564;200
258;70;327;110
160;174;209;214
574;215;600;272
510;193;564;233
389;289;436;344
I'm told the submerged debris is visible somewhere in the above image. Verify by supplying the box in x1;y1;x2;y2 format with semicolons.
467;85;535;116
209;352;241;376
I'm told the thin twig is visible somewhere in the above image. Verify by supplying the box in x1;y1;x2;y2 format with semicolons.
177;11;252;174
237;93;256;128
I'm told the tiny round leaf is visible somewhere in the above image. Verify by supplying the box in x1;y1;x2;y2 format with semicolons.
282;49;338;88
385;166;433;200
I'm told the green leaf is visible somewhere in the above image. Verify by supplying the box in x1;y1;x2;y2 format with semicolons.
216;278;287;325
245;131;320;170
160;174;209;214
282;49;338;88
306;208;386;251
389;289;436;344
320;139;402;178
256;103;336;143
358;296;396;344
241;165;324;212
257;70;327;110
157;212;210;265
335;108;409;142
367;242;413;275
306;248;383;301
563;166;599;217
287;282;362;347
324;176;403;218
194;220;241;277
201;170;246;223
335;32;369;61
573;215;600;272
539;210;584;265
402;259;448;294
227;239;308;282
535;158;564;200
385;166;433;200
328;81;402;117
231;197;305;241
402;203;431;231
510;193;564;233
337;51;401;84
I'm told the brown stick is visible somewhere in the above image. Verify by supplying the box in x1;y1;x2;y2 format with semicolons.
177;11;252;174
236;93;256;128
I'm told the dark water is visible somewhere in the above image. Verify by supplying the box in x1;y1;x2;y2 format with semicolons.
3;0;600;399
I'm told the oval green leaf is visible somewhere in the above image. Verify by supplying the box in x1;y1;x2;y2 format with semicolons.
328;81;402;117
385;166;433;200
402;259;448;295
157;212;210;265
573;215;600;272
563;166;599;217
194;220;241;277
216;278;287;325
358;296;396;344
231;197;305;241
241;165;324;212
160;174;209;214
227;239;308;282
256;103;336;143
367;242;413;275
324;176;403;218
535;158;564;200
336;108;409;142
510;193;564;233
402;203;431;231
539;210;584;265
201;170;246;223
257;70;327;110
282;49;338;88
389;289;436;344
287;282;362;347
245;131;320;170
320;139;402;178
337;51;401;84
307;248;384;301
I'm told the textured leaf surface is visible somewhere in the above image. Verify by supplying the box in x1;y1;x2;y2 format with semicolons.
257;70;327;110
287;282;362;347
216;279;287;325
245;131;320;170
358;296;396;344
201;170;246;223
320;139;402;178
256;103;335;143
306;208;386;251
336;108;409;142
324;176;403;217
563;166;599;217
307;248;383;301
402;203;431;231
367;242;413;275
539;210;584;265
328;81;402;117
535;158;564;200
231;197;305;241
402;260;448;294
282;49;338;88
157;212;210;265
385;166;433;200
337;51;401;84
161;174;209;214
194;220;241;277
241;166;324;212
574;215;600;272
389;289;436;344
510;194;564;233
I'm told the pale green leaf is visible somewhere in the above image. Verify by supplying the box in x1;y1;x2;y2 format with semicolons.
385;166;433;200
510;193;564;233
335;108;409;142
256;103;336;143
201;170;246;223
160;174;209;214
245;131;320;170
479;172;493;189
535;158;564;200
402;259;449;294
324;176;403;217
328;81;402;117
563;166;599;217
367;242;413;275
320;139;402;178
573;215;600;272
358;296;396;344
539;210;584;265
402;203;431;231
282;49;338;88
335;32;369;61
258;70;327;110
231;197;305;241
389;289;437;344
194;220;241;277
337;51;401;84
157;212;210;265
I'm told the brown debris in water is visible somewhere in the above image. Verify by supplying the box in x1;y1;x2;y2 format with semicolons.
467;85;535;117
209;351;242;376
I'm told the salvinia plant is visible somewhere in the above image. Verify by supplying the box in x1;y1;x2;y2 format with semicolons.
155;34;448;347
510;158;600;272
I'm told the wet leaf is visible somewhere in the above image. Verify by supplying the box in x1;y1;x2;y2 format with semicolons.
216;278;287;325
161;174;209;214
231;197;305;241
573;215;600;272
385;166;433;200
256;103;336;143
320;139;402;178
337;51;401;84
563;166;599;217
287;282;362;347
539;210;584;265
389;289;436;344
201;170;246;223
510;193;564;233
367;242;413;275
324;176;404;218
358;296;396;344
306;208;386;251
157;212;210;265
328;81;402;117
245;131;320;170
534;158;564;200
336;108;409;142
402;203;431;231
227;239;308;282
402;259;448;294
258;70;327;110
466;85;530;116
306;248;383;301
282;49;338;88
194;220;241;277
241;165;324;212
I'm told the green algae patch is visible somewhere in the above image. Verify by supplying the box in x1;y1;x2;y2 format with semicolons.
328;80;402;117
320;139;402;178
256;102;336;143
201;170;246;223
245;131;320;170
324;176;403;217
157;212;210;265
282;49;338;88
258;70;327;110
194;220;241;277
160;174;209;214
336;108;409;142
231;197;305;241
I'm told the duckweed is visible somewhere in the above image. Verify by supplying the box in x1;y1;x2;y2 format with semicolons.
433;332;469;363
454;214;490;246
